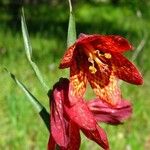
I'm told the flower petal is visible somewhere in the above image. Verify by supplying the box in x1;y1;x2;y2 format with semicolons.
50;80;69;147
50;78;81;149
80;54;120;106
66;121;81;150
96;35;133;53
82;124;109;150
76;34;133;53
59;121;80;150
112;52;143;85
87;71;121;106
87;99;132;125
69;59;87;104
59;44;76;68
65;100;97;130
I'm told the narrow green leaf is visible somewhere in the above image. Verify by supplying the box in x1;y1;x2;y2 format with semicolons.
21;8;32;61
21;8;49;91
67;0;77;48
5;68;50;131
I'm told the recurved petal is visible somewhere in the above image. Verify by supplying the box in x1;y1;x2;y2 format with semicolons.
65;100;97;130
112;52;143;85
82;124;109;150
59;44;76;69
87;99;132;125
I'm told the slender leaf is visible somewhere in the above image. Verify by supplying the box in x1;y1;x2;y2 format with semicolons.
67;0;76;48
5;68;50;131
21;8;49;92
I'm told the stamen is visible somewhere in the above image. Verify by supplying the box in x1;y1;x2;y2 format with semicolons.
88;57;94;64
89;66;97;74
94;50;104;57
104;53;111;59
87;50;110;74
88;54;97;74
94;54;109;72
95;57;102;64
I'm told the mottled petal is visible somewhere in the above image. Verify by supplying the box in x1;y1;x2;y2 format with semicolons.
69;59;87;104
88;99;132;125
59;44;76;68
112;52;143;85
65;100;97;130
48;134;56;150
96;35;133;53
88;71;121;106
82;55;120;105
82;124;109;150
50;82;69;147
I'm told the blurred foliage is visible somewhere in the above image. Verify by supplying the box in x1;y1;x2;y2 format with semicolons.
0;0;150;150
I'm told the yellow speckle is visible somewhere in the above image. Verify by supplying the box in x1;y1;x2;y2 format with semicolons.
104;53;111;59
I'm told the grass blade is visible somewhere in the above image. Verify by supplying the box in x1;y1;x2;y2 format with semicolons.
5;68;50;131
21;8;49;92
67;0;77;48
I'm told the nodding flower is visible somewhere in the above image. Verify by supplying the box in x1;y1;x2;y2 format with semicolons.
59;34;143;106
48;78;133;150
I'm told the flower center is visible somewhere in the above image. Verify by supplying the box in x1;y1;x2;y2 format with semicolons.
85;49;111;74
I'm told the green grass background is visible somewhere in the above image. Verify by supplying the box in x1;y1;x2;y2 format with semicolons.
0;1;150;150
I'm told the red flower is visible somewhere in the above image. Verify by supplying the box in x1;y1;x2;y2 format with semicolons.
48;78;108;150
59;34;143;106
48;78;132;150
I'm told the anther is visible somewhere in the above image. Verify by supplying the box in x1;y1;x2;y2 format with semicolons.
89;66;97;74
104;53;111;59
